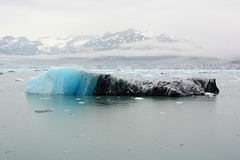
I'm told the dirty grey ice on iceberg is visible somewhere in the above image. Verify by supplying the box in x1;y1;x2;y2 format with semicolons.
25;67;219;97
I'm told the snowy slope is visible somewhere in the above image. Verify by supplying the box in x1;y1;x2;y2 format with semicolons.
0;29;185;55
0;36;42;55
81;28;154;52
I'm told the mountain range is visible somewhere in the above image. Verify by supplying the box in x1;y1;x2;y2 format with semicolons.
0;29;185;55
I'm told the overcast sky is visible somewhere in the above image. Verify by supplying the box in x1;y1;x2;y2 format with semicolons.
0;0;240;57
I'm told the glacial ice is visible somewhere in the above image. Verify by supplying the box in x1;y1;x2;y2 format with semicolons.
35;109;54;113
134;97;144;100
15;78;25;81
25;67;219;97
25;67;98;95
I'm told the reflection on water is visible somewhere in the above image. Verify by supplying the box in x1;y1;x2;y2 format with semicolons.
26;94;217;111
22;95;224;160
26;95;135;109
2;91;240;160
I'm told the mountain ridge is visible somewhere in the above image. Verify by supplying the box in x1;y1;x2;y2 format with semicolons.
0;29;185;55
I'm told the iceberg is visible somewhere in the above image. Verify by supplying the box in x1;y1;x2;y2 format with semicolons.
25;67;98;95
25;67;219;97
35;109;54;113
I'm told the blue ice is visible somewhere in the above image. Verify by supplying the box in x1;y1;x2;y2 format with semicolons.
25;67;98;95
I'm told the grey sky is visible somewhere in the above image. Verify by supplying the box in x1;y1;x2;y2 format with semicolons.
0;0;240;57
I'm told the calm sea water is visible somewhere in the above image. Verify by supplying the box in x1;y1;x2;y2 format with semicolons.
1;68;240;160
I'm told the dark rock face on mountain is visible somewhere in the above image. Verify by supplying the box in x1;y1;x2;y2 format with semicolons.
82;29;151;52
0;36;42;55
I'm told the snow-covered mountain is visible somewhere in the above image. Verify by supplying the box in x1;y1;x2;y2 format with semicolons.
81;28;154;52
0;36;42;55
0;29;182;55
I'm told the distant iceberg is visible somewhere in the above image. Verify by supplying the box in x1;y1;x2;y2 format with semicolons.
25;67;219;97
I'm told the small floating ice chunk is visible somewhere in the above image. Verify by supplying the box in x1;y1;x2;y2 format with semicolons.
15;78;25;81
78;102;85;104
134;97;144;100
176;102;183;104
141;74;154;77
35;109;54;113
76;98;81;100
5;150;16;154
40;97;51;100
80;133;85;136
160;111;166;114
63;151;71;153
64;109;70;112
205;92;214;97
8;70;16;73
